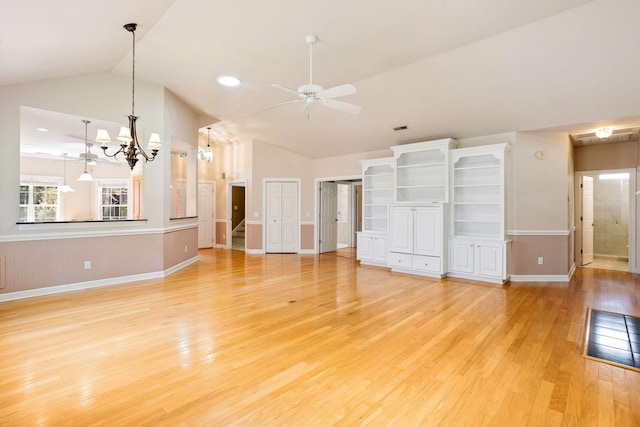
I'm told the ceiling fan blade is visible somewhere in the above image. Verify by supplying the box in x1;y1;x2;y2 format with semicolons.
322;99;362;114
255;99;304;114
318;84;356;99
271;83;300;96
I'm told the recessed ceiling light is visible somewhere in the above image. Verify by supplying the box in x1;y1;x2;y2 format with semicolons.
217;76;242;87
36;128;49;132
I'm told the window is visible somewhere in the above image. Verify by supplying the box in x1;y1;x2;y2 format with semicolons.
97;179;131;220
101;187;128;220
19;177;62;222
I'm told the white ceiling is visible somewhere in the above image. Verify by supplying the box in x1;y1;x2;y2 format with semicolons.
3;0;640;159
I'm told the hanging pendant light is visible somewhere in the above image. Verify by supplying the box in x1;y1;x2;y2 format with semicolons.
78;120;94;182
99;23;161;170
203;127;213;163
59;153;75;192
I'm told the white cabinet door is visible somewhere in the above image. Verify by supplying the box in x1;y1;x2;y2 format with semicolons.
373;235;388;263
475;241;503;278
415;207;441;256
450;239;474;273
357;233;373;261
388;207;414;254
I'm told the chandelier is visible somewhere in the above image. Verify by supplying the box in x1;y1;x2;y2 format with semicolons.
96;23;161;170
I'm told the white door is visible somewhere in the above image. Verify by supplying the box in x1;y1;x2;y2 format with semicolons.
266;182;283;252
581;176;594;265
266;181;299;253
281;182;298;253
388;206;413;254
320;181;338;253
414;207;440;256
198;182;215;248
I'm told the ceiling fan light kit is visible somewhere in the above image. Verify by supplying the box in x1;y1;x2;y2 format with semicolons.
271;35;362;119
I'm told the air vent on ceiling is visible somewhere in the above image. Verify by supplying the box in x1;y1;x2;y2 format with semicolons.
393;125;408;131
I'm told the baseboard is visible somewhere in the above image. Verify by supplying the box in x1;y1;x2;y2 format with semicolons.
0;255;199;303
509;274;571;282
446;272;507;284
299;249;315;255
163;256;199;276
245;248;266;255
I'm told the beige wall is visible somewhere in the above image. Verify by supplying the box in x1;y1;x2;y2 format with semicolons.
509;235;570;275
0;233;164;293
251;140;313;221
574;141;639;172
511;132;571;231
163;227;199;269
0;73;165;233
0;74;201;297
313;149;392;178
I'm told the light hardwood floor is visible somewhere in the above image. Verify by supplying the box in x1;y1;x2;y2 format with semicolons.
1;250;640;426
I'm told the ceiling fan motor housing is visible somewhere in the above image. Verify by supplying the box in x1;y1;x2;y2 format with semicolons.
298;84;323;98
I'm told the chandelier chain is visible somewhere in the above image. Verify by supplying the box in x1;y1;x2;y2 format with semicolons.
131;27;135;116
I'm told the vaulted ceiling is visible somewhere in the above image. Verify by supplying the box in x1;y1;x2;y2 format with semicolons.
3;0;640;159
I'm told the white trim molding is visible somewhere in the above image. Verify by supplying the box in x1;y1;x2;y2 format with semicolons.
510;274;571;283
507;229;571;236
2;223;197;243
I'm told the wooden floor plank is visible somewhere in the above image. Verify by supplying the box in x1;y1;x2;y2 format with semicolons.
1;250;640;426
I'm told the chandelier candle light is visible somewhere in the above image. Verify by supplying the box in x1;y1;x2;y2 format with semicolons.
97;23;161;170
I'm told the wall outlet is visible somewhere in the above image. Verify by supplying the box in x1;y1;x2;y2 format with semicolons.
84;260;91;270
184;245;188;253
537;257;544;265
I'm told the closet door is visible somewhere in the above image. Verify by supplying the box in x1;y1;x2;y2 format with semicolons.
266;181;299;253
280;182;299;253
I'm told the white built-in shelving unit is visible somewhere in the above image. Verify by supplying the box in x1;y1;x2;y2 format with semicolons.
391;139;457;203
357;157;394;266
448;143;510;283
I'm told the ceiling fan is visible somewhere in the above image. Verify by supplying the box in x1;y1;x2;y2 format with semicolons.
271;35;362;119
